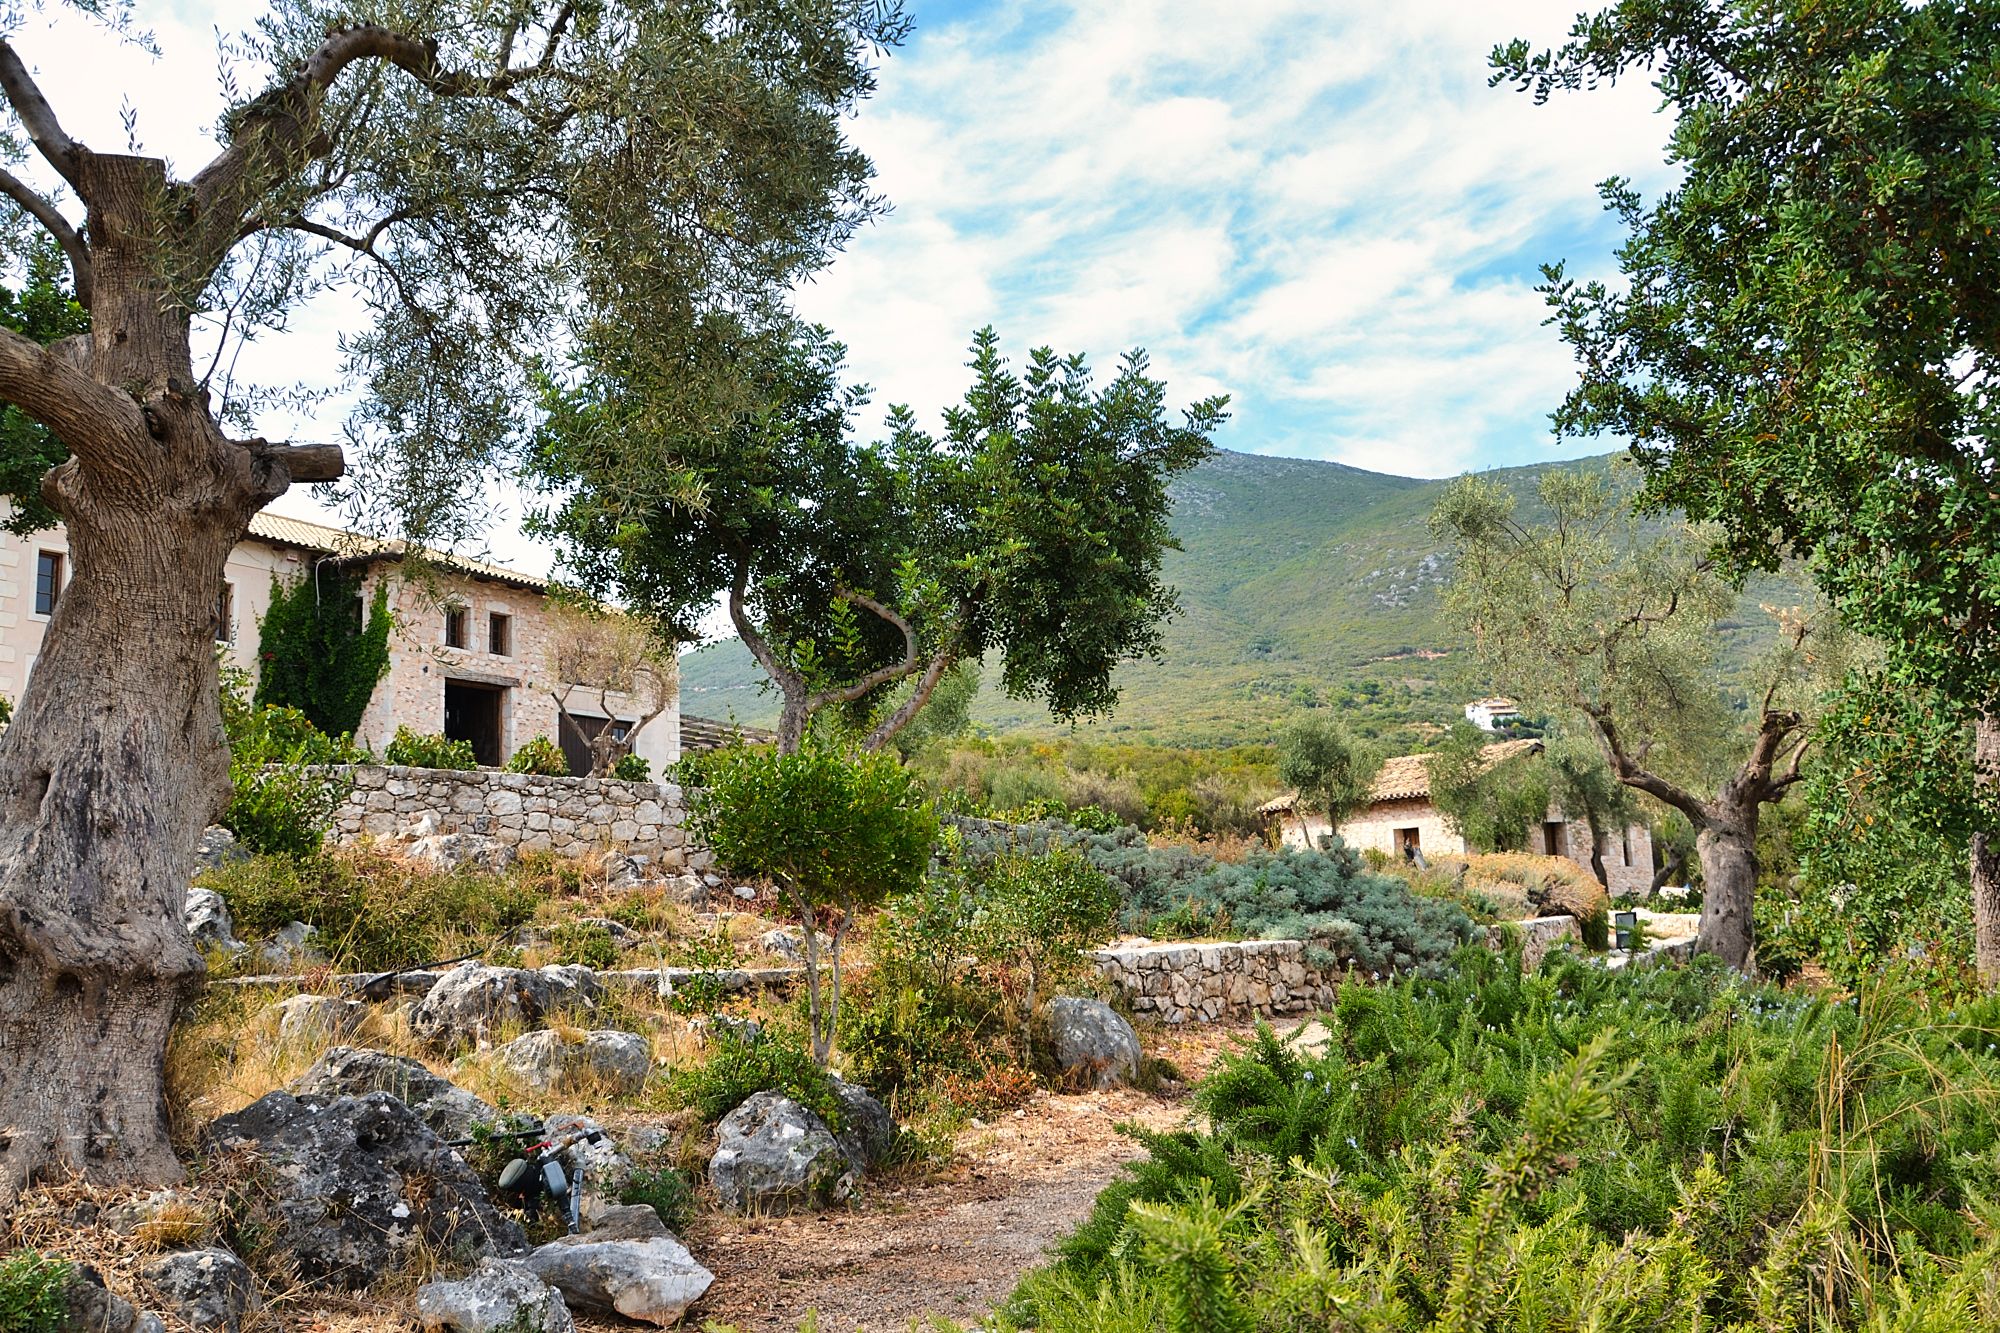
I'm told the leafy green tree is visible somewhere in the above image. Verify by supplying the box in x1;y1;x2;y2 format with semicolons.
1276;714;1380;850
1426;723;1550;855
533;323;1225;753
1432;467;1836;969
971;845;1118;1045
0;239;84;535
687;743;938;1064
0;0;903;1200
254;572;392;738
219;662;367;859
1496;0;2000;980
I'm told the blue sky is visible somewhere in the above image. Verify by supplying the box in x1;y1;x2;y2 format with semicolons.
8;0;1677;568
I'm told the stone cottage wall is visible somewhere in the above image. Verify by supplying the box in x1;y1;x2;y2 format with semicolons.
330;765;693;869
1088;940;1342;1025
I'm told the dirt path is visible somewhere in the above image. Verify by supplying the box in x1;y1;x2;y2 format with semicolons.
670;1025;1254;1333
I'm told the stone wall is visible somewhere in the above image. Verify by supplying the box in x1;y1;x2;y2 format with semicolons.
1092;915;1589;1026
331;765;694;869
1088;940;1342;1025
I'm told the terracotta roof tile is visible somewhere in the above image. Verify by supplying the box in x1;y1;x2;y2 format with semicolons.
1258;737;1544;814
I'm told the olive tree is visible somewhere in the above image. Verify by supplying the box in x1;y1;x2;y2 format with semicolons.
1276;714;1379;849
1432;467;1837;969
544;601;676;777
0;0;902;1203
1425;723;1549;855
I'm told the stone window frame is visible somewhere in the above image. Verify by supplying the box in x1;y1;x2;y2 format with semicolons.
32;548;63;618
488;609;512;657
443;603;470;649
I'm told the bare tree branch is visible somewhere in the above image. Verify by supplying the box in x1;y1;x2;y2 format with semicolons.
0;165;90;304
861;651;954;752
1586;703;1710;826
803;587;925;709
0;41;86;193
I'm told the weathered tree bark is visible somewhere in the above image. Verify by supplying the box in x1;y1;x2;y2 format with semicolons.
1973;713;2000;988
0;151;338;1205
1649;843;1688;897
1693;813;1759;972
1587;705;1801;973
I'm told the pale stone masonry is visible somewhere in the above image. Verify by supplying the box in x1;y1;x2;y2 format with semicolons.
1089;939;1342;1024
331;765;692;869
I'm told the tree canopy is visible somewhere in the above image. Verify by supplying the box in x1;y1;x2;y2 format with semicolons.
1496;0;2000;979
531;323;1227;751
1425;724;1550;856
1276;714;1380;848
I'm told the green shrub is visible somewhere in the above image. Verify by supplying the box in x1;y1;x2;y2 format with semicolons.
199;847;537;970
0;1250;71;1333
611;753;652;782
385;726;478;770
1004;951;2000;1333
549;920;618;969
689;742;937;1064
972;845;1118;1031
620;1165;695;1232
504;736;570;776
664;1026;844;1130
220;665;370;859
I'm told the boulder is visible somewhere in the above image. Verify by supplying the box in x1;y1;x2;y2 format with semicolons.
193;825;248;873
138;1250;258;1333
182;889;243;956
524;1205;713;1328
273;994;364;1046
255;920;322;971
407;962;600;1050
491;1030;651;1097
828;1075;897;1171
707;1092;854;1214
290;1046;498;1141
1046;997;1142;1088
417;1259;574;1333
758;927;829;964
62;1266;165;1333
408;832;519;874
204;1090;526;1290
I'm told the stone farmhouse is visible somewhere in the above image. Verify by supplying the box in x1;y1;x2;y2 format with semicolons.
0;508;690;776
1260;737;1656;897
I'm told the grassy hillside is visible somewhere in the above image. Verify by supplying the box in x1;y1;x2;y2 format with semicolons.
677;449;1799;749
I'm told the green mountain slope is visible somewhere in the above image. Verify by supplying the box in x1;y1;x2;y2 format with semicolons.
677;449;1798;748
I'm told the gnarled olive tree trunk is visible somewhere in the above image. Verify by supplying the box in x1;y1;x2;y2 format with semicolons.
0;153;337;1205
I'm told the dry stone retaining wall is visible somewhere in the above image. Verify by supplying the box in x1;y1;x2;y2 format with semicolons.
1089;939;1341;1025
1092;916;1589;1025
331;765;694;868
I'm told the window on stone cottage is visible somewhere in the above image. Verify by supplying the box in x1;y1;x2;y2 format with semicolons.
33;550;62;616
489;611;512;657
444;605;469;649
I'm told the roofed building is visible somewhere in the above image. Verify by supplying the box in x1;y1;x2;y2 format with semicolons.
0;508;682;775
1259;737;1654;895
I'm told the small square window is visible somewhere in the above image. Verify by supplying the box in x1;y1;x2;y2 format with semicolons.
34;550;62;616
215;583;235;644
488;611;511;657
444;606;469;649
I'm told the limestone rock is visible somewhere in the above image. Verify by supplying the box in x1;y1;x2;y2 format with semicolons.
416;1259;575;1333
255;920;322;971
408;832;519;874
490;1030;651;1096
290;1046;498;1141
758;927;829;964
193;825;248;873
62;1265;164;1333
1046;997;1142;1088
273;994;364;1046
182;889;243;955
204;1090;525;1290
707;1092;854;1214
828;1075;897;1170
525;1205;713;1328
407;962;599;1050
138;1250;259;1333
